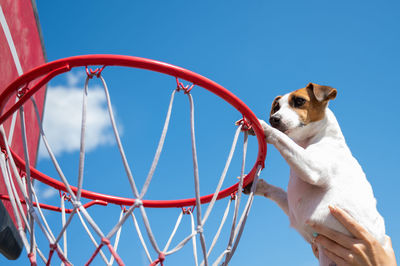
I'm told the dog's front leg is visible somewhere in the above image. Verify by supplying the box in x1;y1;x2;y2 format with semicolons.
259;120;330;187
244;179;289;216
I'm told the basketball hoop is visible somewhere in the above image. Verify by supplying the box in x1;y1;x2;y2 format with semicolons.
0;55;267;265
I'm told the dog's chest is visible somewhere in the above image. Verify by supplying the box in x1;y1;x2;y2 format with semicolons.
287;172;315;211
287;171;329;228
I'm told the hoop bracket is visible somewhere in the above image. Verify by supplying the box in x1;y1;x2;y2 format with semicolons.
181;206;195;214
235;116;253;132
176;77;194;94
85;65;106;79
17;84;30;98
1;148;8;160
230;191;237;200
59;191;72;202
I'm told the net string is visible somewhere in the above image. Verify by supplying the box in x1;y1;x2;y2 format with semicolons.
190;210;199;266
5;90;103;265
199;195;233;266
20;104;72;265
5;158;31;242
76;76;89;201
157;83;259;265
0;149;25;231
186;92;208;266
99;74;162;254
60;194;67;266
18;105;36;255
162;211;184;253
224;130;249;258
1;104;68;264
76;208;110;265
98;74;140;199
33;76;121;265
100;75;254;264
0;126;48;263
1;74;152;264
223;166;261;265
0;153;29;246
131;211;152;263
35;93;103;264
36;89;97;257
202;125;243;225
34;96;111;264
109;209;125;266
80;72;173;264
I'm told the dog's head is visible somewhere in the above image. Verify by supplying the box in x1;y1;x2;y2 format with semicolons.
269;83;337;138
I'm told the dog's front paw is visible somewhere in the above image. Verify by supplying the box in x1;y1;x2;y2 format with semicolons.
242;181;253;195
257;119;278;144
243;179;271;197
257;119;269;131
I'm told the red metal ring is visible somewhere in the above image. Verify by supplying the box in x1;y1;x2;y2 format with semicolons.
0;54;267;208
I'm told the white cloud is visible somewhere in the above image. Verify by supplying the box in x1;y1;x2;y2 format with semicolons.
41;186;58;200
33;182;58;200
38;73;118;159
66;71;85;87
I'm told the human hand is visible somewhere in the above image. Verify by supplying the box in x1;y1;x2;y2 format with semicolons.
309;206;397;266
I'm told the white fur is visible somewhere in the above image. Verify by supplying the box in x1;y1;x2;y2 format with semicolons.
255;92;386;266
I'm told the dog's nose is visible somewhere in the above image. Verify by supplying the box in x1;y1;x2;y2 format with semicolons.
269;116;281;128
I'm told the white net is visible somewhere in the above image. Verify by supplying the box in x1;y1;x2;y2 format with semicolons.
0;67;262;265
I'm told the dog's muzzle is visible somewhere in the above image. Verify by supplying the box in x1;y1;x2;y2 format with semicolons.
269;115;281;128
269;115;287;132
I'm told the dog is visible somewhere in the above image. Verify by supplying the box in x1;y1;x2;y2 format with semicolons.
244;82;386;265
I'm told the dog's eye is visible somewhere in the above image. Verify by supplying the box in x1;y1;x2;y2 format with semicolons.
272;103;280;113
293;97;306;108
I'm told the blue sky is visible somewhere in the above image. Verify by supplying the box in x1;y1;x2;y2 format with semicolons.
3;1;400;265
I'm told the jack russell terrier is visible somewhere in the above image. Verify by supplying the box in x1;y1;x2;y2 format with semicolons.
244;83;386;265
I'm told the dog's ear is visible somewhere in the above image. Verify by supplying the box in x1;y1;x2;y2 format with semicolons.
270;95;282;116
306;83;337;102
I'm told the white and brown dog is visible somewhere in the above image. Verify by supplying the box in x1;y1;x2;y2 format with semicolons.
247;83;386;265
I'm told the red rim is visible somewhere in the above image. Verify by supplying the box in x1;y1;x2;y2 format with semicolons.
0;54;267;208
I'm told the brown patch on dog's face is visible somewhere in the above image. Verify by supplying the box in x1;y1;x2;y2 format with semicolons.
270;95;282;116
288;83;337;125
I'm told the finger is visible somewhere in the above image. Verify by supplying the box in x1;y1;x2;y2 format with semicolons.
329;205;371;241
311;242;319;259
322;247;349;266
308;222;354;249
314;234;354;262
383;236;397;259
384;235;393;251
385;236;392;245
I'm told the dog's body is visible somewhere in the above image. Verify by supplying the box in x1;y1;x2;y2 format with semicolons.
251;83;386;265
